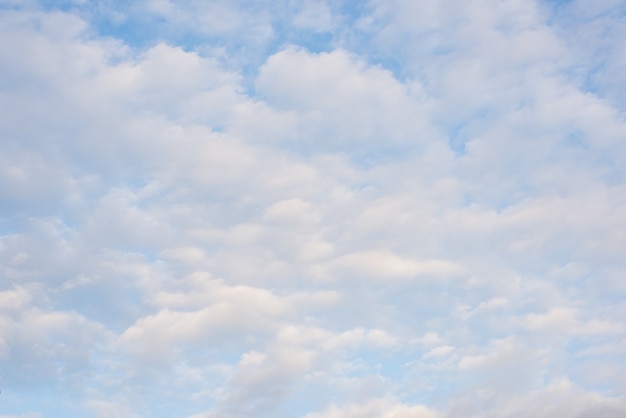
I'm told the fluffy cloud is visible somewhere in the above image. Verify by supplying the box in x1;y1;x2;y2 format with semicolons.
304;398;441;418
1;0;625;417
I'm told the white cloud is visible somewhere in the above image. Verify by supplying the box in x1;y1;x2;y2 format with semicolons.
423;345;455;360
304;398;441;418
448;377;626;418
121;283;289;358
0;292;109;388
331;250;464;281
291;0;335;32
524;307;623;337
1;1;626;417
415;332;445;346
159;246;206;264
524;307;578;333
255;48;437;151
263;198;319;224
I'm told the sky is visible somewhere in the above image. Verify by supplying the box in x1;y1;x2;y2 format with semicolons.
1;0;626;417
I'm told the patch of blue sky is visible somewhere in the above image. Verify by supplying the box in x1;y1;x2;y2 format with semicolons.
95;17;183;51
0;216;21;236
444;123;474;157
378;288;463;321
281;387;330;417
402;370;462;409
340;37;408;83
0;397;87;418
277;352;419;414
1;369;99;414
54;279;145;331
183;346;250;375
566;357;624;397
140;390;214;418
542;0;626;105
346;145;425;170
336;0;373;18
269;28;335;55
358;349;427;383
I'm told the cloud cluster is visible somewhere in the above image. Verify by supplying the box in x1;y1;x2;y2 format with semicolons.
1;0;625;417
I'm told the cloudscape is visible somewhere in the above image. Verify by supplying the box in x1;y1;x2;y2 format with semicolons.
1;0;626;417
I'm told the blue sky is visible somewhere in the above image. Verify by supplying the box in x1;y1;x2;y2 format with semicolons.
1;0;626;417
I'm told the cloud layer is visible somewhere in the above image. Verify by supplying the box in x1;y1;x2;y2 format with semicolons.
1;0;625;417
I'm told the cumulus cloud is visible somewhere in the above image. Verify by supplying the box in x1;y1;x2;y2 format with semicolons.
331;250;464;281
304;398;441;418
1;0;625;417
